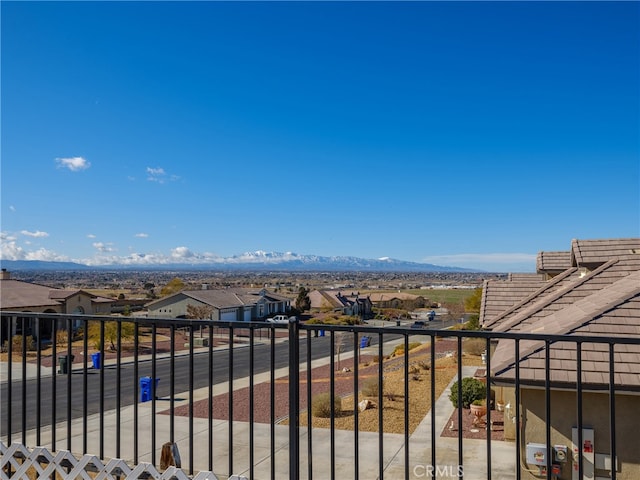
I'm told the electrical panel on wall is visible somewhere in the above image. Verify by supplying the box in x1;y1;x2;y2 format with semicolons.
572;427;595;480
526;443;547;466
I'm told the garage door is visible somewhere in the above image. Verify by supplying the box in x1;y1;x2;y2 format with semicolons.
220;310;236;322
243;309;252;322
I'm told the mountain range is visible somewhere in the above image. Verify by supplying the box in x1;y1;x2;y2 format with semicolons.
0;251;479;273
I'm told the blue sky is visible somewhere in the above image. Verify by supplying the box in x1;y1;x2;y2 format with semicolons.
1;1;638;272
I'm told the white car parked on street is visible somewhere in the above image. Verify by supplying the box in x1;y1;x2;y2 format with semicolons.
266;315;290;323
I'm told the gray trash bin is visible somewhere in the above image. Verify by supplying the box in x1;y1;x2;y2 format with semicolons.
58;354;75;374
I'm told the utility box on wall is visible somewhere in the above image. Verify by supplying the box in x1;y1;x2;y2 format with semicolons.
572;427;595;480
526;443;547;466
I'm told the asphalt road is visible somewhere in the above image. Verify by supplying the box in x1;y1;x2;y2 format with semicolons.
1;321;457;435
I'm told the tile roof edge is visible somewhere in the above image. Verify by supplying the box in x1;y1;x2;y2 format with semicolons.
492;259;619;333
492;271;640;376
484;267;577;330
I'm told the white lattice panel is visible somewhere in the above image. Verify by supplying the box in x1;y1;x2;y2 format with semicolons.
0;442;219;480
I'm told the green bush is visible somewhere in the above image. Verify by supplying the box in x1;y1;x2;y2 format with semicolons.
312;392;342;418
449;377;486;409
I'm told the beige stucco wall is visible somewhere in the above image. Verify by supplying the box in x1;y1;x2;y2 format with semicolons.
518;388;639;480
147;295;206;319
493;385;517;441
63;292;113;315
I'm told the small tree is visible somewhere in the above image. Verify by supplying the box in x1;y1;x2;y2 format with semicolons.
443;301;465;322
463;314;481;330
160;277;185;297
186;304;214;320
187;304;214;338
464;288;483;314
295;287;311;312
88;320;135;351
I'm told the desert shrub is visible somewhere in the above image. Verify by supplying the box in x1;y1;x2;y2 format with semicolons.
312;392;342;418
417;361;430;371
55;330;68;346
11;335;35;353
449;377;486;409
448;323;465;331
463;338;486;356
362;377;379;397
392;342;421;356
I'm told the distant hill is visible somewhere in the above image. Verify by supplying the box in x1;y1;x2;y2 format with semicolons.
0;252;480;273
1;260;92;271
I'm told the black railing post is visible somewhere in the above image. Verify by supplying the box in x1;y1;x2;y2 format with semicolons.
288;317;300;480
609;343;617;480
4;315;13;446
576;341;584;480
21;318;27;446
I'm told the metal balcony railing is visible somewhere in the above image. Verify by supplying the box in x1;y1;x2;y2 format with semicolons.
1;311;637;480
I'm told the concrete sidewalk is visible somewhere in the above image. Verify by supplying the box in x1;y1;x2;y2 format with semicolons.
7;338;516;479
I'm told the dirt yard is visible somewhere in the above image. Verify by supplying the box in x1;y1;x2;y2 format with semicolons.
169;338;485;436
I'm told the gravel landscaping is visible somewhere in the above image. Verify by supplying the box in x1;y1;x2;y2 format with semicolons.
166;338;486;436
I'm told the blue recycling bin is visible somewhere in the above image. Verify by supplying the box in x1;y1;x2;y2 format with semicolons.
91;352;101;369
139;376;160;402
360;336;370;348
319;330;325;337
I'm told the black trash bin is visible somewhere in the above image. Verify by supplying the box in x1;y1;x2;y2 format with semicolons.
58;354;75;374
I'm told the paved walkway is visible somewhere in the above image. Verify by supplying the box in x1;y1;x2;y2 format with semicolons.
3;336;516;479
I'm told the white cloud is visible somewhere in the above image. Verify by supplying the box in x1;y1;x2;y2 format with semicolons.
25;248;70;262
87;234;97;239
9;205;16;212
146;166;179;184
0;234;69;262
1;236;26;260
56;156;91;171
171;246;195;259
21;230;49;238
84;251;172;266
1;232;17;242
92;242;116;253
135;233;149;238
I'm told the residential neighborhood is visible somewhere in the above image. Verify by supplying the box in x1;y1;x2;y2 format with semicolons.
144;287;291;322
1;237;639;480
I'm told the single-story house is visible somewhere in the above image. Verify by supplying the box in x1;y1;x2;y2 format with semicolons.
308;290;373;318
0;269;114;344
367;292;430;310
480;238;640;480
145;287;291;322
